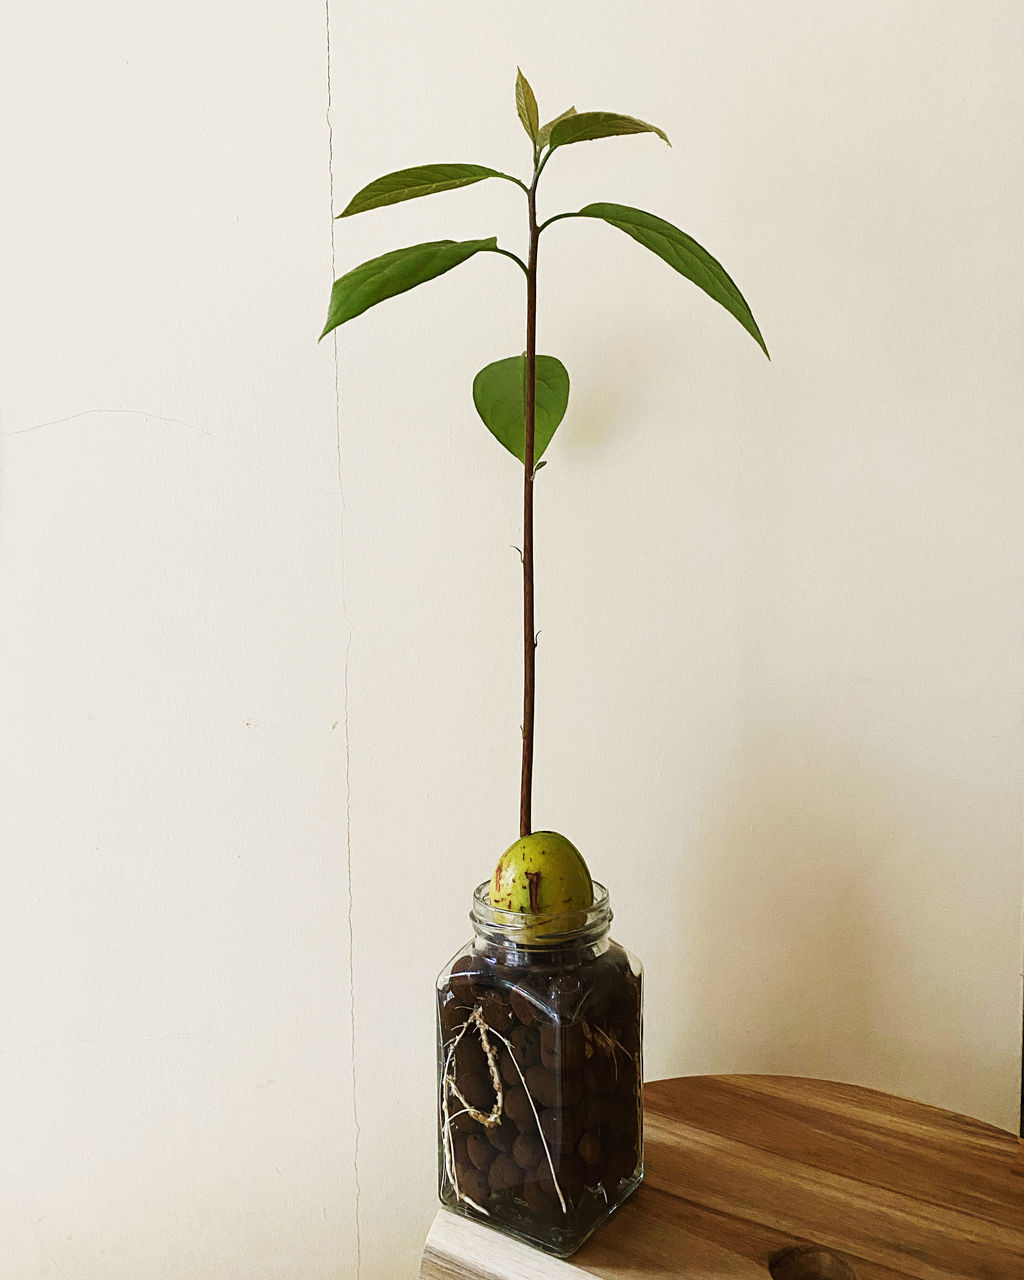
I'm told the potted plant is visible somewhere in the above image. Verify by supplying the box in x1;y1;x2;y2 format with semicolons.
322;69;767;1257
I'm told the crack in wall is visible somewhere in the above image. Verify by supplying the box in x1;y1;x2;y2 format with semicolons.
4;1158;72;1280
3;7;364;1268
0;408;342;498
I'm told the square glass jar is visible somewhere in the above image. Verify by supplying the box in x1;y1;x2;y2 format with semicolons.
436;882;642;1256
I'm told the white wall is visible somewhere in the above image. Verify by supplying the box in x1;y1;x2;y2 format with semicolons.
2;3;1022;1278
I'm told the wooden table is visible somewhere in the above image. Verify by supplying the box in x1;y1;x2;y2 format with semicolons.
419;1074;1024;1279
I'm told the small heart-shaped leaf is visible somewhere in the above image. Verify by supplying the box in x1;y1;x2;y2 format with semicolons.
473;354;570;464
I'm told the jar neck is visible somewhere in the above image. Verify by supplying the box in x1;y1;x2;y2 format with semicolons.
470;880;612;958
472;933;611;968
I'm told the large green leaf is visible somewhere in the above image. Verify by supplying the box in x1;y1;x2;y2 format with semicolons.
339;164;515;217
320;237;497;339
473;354;570;464
516;68;540;143
548;111;670;150
575;203;768;357
537;106;576;149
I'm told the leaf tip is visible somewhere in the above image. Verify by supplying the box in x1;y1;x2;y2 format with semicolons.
747;318;770;360
515;68;540;143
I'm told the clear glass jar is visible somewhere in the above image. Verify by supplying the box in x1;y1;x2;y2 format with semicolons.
435;881;643;1257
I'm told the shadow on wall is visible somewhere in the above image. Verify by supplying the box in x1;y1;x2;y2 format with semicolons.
678;727;982;1112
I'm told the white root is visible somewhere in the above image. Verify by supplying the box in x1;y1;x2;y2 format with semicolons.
445;1006;504;1126
488;1026;567;1216
439;1042;461;1200
442;1005;641;1219
585;1021;631;1082
440;1004;568;1217
439;1007;503;1215
458;1191;492;1217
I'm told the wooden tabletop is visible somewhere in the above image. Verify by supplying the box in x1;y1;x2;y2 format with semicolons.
419;1074;1024;1279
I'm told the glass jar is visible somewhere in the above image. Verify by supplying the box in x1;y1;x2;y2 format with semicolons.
435;881;643;1257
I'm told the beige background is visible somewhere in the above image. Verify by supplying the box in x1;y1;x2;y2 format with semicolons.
2;2;1022;1278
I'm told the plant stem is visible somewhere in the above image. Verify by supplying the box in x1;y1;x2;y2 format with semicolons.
520;169;540;838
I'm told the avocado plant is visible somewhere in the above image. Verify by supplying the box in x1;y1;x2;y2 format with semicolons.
321;70;768;899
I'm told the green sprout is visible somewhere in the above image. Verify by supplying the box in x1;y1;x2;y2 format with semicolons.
322;69;768;840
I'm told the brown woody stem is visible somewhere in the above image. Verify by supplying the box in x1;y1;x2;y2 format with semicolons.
520;168;540;838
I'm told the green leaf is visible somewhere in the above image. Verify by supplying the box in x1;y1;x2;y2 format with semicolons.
537;106;576;149
320;237;497;339
338;164;516;217
473;354;570;464
516;68;540;143
575;203;768;357
547;111;670;150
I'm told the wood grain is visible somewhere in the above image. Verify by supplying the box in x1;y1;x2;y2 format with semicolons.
419;1074;1024;1279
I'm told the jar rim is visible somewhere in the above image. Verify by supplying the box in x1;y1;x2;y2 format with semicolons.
470;879;611;948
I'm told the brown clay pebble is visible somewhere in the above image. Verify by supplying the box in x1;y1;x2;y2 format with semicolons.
503;1084;534;1129
453;1032;487;1075
512;1133;543;1170
466;1132;496;1171
439;999;471;1033
453;1132;470;1167
447;954;479;1003
534;1158;556;1196
488;1152;521;1195
578;1129;602;1166
458;1068;496;1111
480;994;514;1033
509;986;540;1024
456;1164;490;1205
485;1120;516;1152
539;1106;582;1154
449;1109;476;1134
540;1022;586;1070
522;1178;559;1219
508;1024;540;1067
538;1107;564;1153
499;1048;519;1088
525;1064;558;1108
524;1049;581;1111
